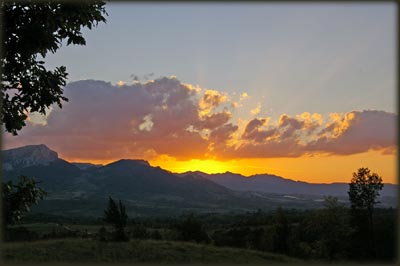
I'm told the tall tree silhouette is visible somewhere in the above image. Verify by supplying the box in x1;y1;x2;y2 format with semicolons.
103;197;129;241
348;167;383;258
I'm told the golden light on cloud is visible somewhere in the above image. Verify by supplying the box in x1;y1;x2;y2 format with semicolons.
183;83;202;93
199;90;228;108
312;113;324;125
250;103;262;115
117;80;126;86
240;92;249;101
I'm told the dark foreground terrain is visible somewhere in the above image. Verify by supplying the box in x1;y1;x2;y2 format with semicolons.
3;238;300;264
3;208;397;264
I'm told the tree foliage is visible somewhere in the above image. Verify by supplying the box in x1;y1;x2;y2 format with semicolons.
301;197;351;260
348;167;384;212
1;1;107;134
2;176;46;226
103;197;127;229
348;167;384;258
103;197;129;241
272;207;290;254
176;213;209;243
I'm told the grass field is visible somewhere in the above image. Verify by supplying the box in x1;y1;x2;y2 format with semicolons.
2;238;301;264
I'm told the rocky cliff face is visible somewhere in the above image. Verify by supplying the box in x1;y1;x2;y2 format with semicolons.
3;144;58;170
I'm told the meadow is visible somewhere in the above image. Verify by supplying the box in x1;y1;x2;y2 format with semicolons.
3;237;300;264
2;208;397;264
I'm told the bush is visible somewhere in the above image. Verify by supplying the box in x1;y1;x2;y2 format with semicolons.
176;214;210;243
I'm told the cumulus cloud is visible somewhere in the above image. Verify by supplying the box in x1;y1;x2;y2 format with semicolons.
241;118;276;143
138;114;154;132
197;112;232;130
3;76;396;161
220;110;397;159
208;123;239;153
3;77;236;161
199;89;228;115
306;110;397;155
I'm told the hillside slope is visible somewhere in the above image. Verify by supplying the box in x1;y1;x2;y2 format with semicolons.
3;238;301;264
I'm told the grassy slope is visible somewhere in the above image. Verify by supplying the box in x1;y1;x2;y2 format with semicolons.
3;238;301;264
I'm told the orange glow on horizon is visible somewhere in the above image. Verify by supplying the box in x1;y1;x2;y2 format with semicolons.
153;159;241;175
63;150;397;185
64;157;117;166
148;150;397;184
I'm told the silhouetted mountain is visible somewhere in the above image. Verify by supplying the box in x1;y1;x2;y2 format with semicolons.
72;162;102;170
2;145;240;216
188;171;397;197
2;145;397;217
90;159;232;201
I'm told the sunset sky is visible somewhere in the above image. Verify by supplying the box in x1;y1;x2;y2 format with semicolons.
3;3;397;184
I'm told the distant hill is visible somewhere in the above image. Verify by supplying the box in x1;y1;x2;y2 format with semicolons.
2;144;397;217
181;171;397;197
72;162;102;170
85;158;233;202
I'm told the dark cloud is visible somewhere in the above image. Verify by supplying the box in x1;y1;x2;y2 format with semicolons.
210;123;238;143
278;114;305;139
242;118;277;143
197;112;232;130
130;74;140;81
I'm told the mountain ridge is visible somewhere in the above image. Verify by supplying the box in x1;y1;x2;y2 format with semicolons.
182;171;397;197
7;144;395;186
3;144;59;170
2;144;397;216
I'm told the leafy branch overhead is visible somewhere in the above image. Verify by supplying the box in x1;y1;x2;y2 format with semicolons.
1;1;107;134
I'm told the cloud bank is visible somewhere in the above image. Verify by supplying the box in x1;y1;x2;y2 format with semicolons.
3;77;397;161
